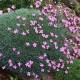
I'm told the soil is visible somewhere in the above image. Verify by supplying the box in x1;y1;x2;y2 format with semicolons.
0;68;10;80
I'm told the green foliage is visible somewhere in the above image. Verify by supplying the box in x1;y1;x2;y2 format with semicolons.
55;0;61;3
0;8;68;76
0;7;79;78
54;59;80;80
0;9;39;76
0;0;33;10
9;75;18;80
11;0;33;9
69;4;76;10
0;0;13;9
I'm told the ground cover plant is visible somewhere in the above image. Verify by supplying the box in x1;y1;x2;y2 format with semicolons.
0;0;80;79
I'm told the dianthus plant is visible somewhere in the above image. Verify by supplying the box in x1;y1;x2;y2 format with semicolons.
0;0;80;78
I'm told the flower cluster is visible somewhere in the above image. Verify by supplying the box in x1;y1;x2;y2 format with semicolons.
34;0;43;8
0;2;80;79
0;5;16;14
7;5;16;12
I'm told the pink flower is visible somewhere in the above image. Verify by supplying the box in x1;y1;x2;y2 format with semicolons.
34;1;41;8
54;24;57;28
30;20;37;26
0;10;3;14
46;59;50;63
42;45;46;49
50;32;54;37
40;63;44;67
51;61;56;65
69;26;74;32
54;42;58;49
46;45;50;49
55;34;58;38
62;19;66;23
33;42;37;48
9;63;13;67
0;53;2;57
2;66;6;70
66;60;69;64
54;42;57;45
39;56;44;60
13;29;18;34
8;28;12;31
32;14;36;17
29;60;33;65
32;72;35;76
60;46;66;52
57;69;59;71
43;41;47;45
8;59;12;63
64;43;68;47
48;63;51;67
12;48;16;51
59;58;63;62
61;64;64;69
11;5;16;9
18;62;22;67
27;72;30;76
35;74;39;78
25;61;33;68
13;65;17;69
26;42;30;46
37;24;42;28
40;0;43;2
39;30;43;34
48;16;57;22
70;60;73;64
48;22;53;26
76;36;80;41
43;53;47;57
7;8;12;12
22;17;26;21
39;17;43;21
8;59;13;66
57;63;61;68
42;34;49;38
16;23;20;27
30;5;33;8
41;68;44;72
22;24;26;27
34;27;38;33
16;16;20;19
50;39;53;43
26;30;30;34
22;31;26;35
55;45;58;49
17;51;21;55
53;66;56;70
25;62;30;67
66;49;70;55
65;70;68;74
47;70;50;73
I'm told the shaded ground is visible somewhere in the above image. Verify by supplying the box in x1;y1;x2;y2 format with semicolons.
0;68;10;80
0;68;55;80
